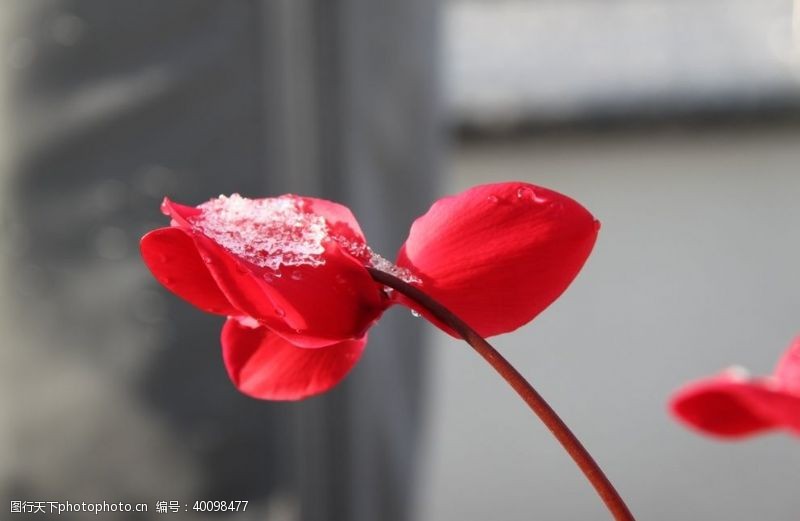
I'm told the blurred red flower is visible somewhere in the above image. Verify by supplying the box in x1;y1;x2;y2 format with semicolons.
140;182;598;400
670;336;800;439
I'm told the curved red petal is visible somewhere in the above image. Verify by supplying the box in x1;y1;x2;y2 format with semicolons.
160;197;199;228
396;182;599;337
299;196;365;242
221;316;366;400
140;227;239;316
162;194;386;346
669;369;800;439
775;336;800;393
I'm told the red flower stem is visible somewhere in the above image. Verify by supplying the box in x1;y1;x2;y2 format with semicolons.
367;268;635;521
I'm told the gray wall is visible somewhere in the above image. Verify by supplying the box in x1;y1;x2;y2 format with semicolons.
447;0;800;125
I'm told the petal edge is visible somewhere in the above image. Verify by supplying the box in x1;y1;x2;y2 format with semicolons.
396;182;598;337
140;227;239;316
222;317;367;400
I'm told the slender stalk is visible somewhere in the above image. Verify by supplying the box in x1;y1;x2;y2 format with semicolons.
368;267;635;521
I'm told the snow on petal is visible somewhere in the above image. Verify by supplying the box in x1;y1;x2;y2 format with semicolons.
193;194;328;272
159;194;387;346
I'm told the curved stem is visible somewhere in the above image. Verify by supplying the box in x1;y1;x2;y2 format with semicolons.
368;268;635;521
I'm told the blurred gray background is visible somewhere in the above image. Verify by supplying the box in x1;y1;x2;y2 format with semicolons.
418;128;800;521
0;1;437;520
421;1;800;520
2;0;800;520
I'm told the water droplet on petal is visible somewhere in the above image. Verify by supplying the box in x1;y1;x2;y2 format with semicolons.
291;270;302;281
531;189;548;204
162;276;174;285
594;219;602;232
487;195;499;204
202;255;213;265
726;365;750;380
275;308;286;318
516;187;535;201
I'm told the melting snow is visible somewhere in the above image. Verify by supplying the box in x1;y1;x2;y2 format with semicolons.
192;193;421;284
193;194;327;271
335;236;421;284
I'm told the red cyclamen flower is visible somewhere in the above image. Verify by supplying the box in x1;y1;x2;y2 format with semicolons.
669;336;800;439
140;182;598;400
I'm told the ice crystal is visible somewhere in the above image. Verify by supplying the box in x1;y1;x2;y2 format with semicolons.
193;194;328;271
334;236;421;285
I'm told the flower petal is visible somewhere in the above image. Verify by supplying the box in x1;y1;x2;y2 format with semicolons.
396;182;599;337
775;336;800;393
669;369;800;439
161;196;386;347
222;316;366;400
299;196;366;243
140;227;239;315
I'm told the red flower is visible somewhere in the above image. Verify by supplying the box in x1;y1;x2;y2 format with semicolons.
669;336;800;439
140;182;598;400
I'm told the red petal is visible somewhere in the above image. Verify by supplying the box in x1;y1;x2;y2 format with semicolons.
160;197;200;227
299;196;365;243
221;316;366;400
140;227;239;316
396;182;598;337
161;196;386;347
669;369;800;439
775;336;800;393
